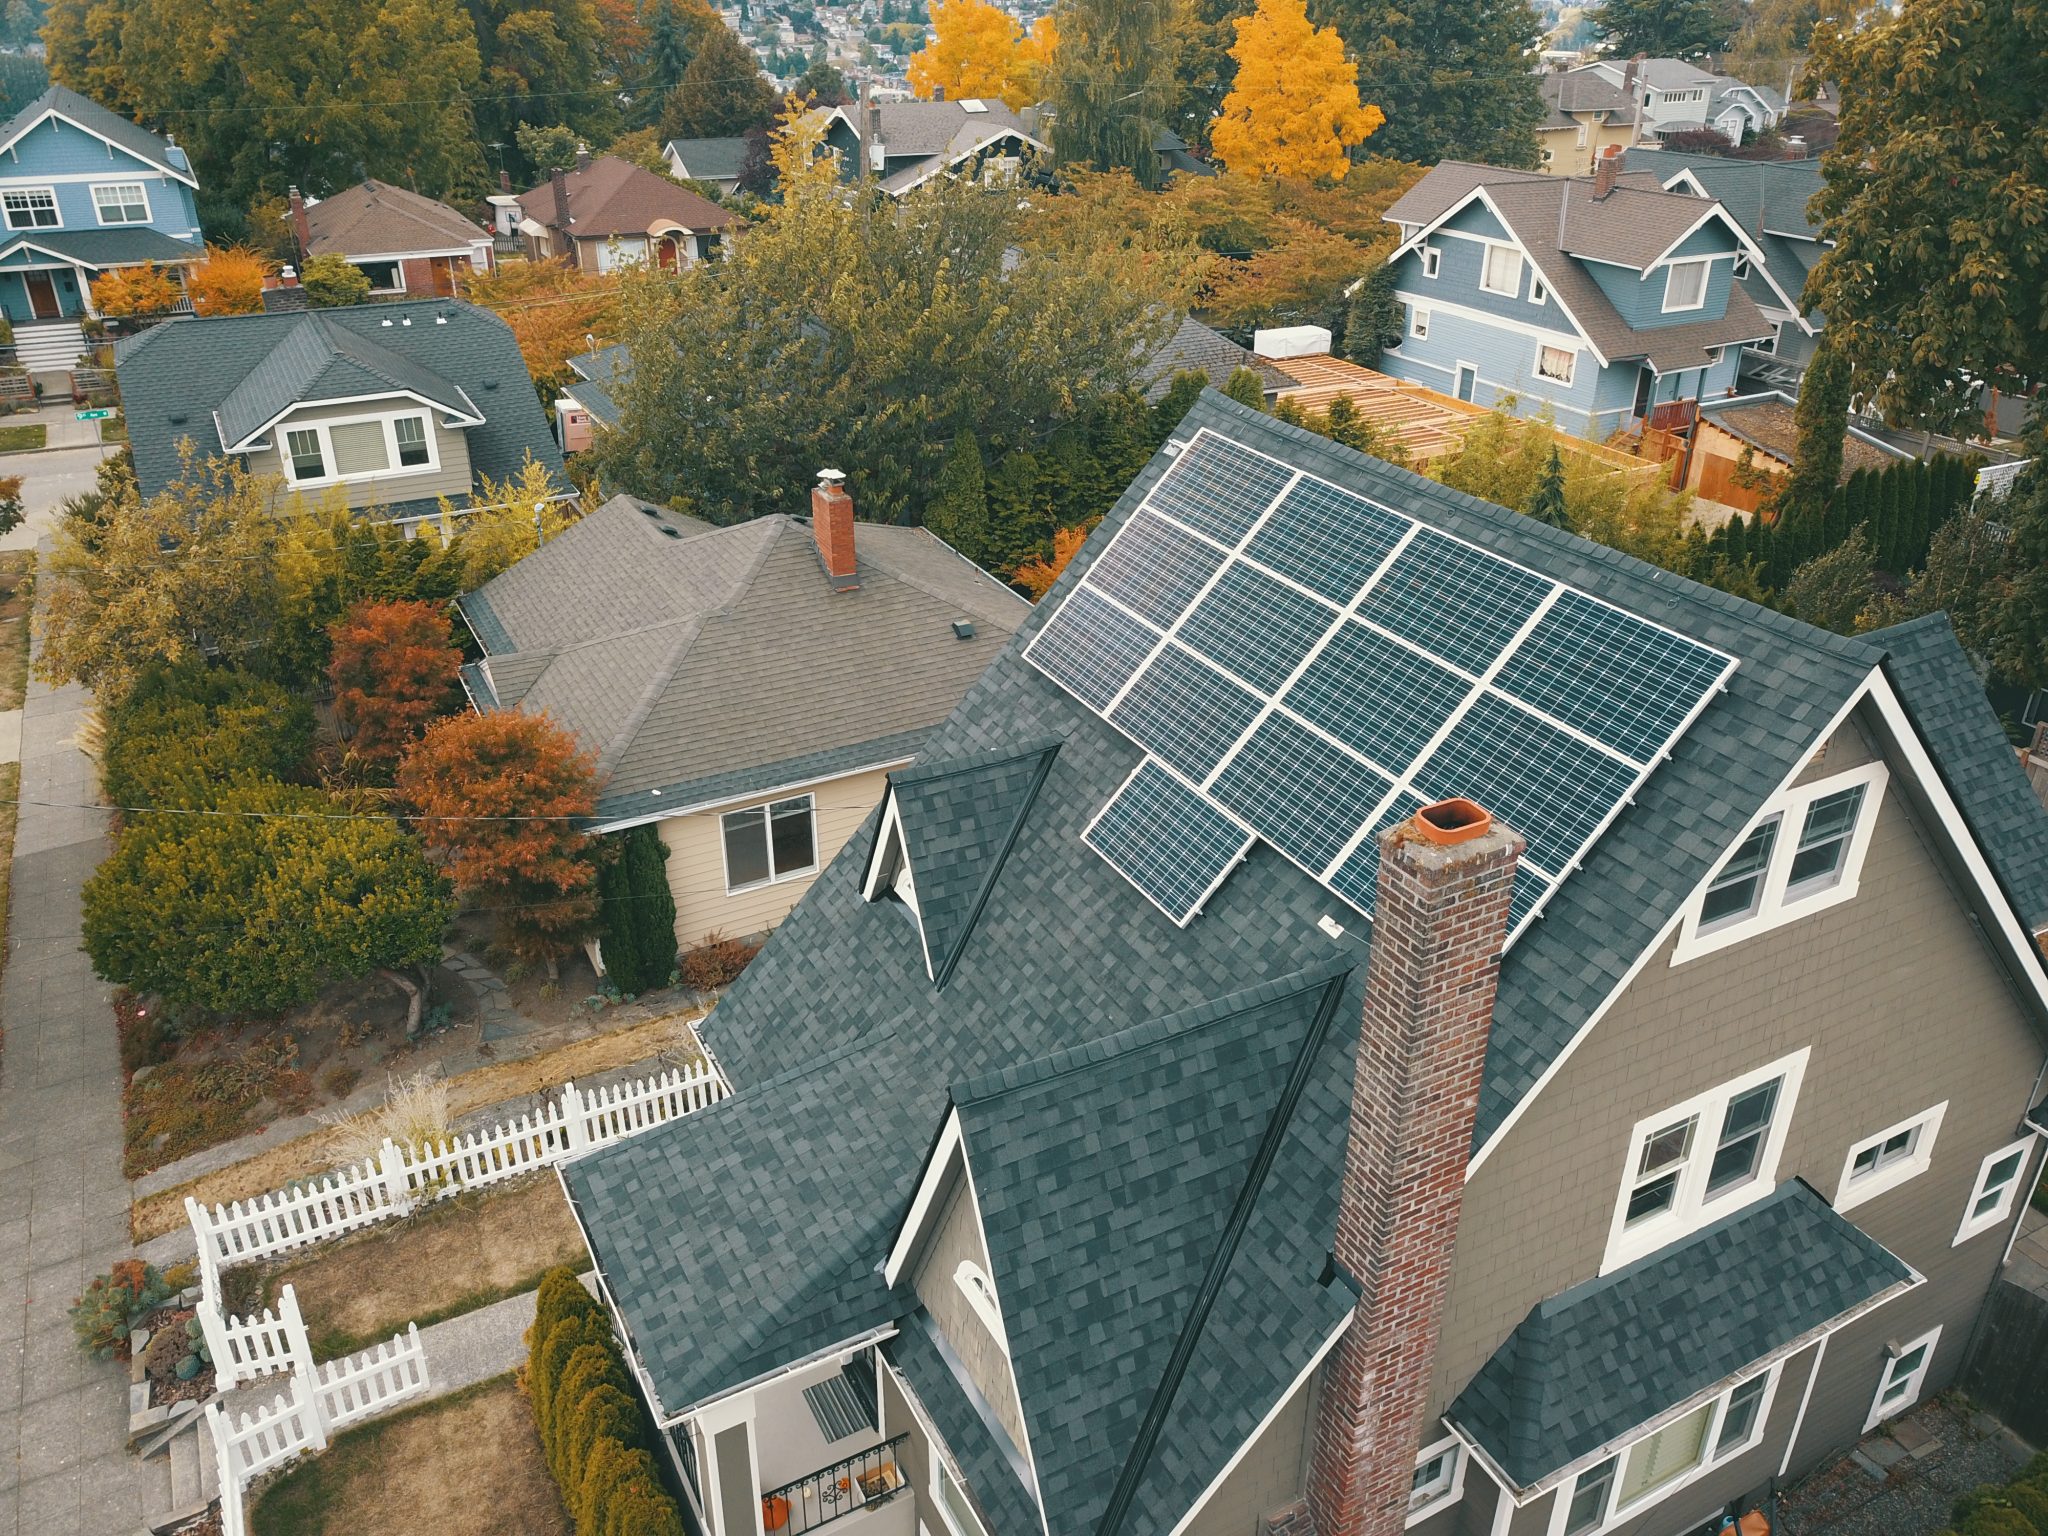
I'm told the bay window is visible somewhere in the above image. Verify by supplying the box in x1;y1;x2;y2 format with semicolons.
1551;1369;1777;1536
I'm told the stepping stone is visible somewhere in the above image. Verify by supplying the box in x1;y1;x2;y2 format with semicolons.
1892;1419;1941;1459
1856;1439;1910;1478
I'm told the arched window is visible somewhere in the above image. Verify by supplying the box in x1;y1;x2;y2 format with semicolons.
952;1259;1007;1349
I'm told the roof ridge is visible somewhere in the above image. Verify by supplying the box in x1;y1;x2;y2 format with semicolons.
891;738;1065;790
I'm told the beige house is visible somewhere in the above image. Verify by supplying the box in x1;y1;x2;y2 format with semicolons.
558;395;2048;1536
1535;70;1644;175
456;483;1027;954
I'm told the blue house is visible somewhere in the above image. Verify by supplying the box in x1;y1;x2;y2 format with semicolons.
1374;159;1776;442
0;86;203;367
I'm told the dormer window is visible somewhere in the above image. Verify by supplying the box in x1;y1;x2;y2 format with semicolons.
278;410;441;487
1663;258;1710;312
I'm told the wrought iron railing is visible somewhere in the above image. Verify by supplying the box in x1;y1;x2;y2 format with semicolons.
761;1433;910;1535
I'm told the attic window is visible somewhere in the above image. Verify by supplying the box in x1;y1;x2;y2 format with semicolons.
952;1259;1008;1349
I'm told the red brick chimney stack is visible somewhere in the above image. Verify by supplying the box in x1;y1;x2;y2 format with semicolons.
812;469;859;590
287;185;311;259
1305;800;1523;1536
1592;144;1621;200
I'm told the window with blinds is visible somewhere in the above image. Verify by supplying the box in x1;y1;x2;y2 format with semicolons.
1618;1399;1713;1506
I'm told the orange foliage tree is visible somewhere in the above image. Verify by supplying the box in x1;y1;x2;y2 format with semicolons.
90;263;183;318
464;258;622;400
909;0;1056;110
1010;524;1090;600
187;245;271;316
395;710;603;974
328;599;468;772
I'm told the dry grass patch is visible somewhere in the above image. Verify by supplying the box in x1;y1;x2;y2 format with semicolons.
132;1009;707;1241
0;550;33;711
249;1373;569;1536
248;1175;587;1359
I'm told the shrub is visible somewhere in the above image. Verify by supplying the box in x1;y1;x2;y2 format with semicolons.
678;932;760;991
300;252;372;308
187;244;270;316
597;826;678;995
70;1260;176;1359
317;1071;451;1167
101;664;313;810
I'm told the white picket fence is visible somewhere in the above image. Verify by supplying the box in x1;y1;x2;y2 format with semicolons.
195;1284;313;1392
204;1324;428;1536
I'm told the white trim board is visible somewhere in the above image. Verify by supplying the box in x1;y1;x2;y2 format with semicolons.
0;107;199;187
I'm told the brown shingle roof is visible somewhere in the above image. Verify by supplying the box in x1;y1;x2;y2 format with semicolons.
303;180;488;258
515;156;735;238
1700;397;1906;479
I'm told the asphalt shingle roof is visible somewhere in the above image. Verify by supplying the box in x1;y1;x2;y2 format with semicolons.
664;137;750;183
112;299;559;518
1139;314;1293;403
0;227;201;267
1699;395;1902;478
885;1315;1045;1536
302;180;489;257
515;155;734;237
458;495;1028;824
1448;1180;1915;1488
564;344;633;428
1625;150;1827;319
563;393;2044;1535
0;85;192;184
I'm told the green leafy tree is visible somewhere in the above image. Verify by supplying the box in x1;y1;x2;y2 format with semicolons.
466;0;613;179
1049;0;1179;187
299;252;373;308
1151;371;1209;439
1860;504;2009;654
1994;444;2048;688
1780;525;1876;635
83;780;452;1018
1806;0;2048;435
1586;0;1737;59
1312;0;1543;166
1777;338;1849;523
658;18;776;139
102;665;314;810
928;430;992;566
794;56;848;102
596;826;677;993
1341;263;1404;367
1222;367;1268;409
516;121;584;173
1170;0;1253;151
1526;445;1569;528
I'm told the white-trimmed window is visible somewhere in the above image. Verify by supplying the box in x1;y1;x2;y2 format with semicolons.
1954;1140;2033;1245
394;415;430;467
1674;761;1888;961
1411;306;1431;341
952;1259;1008;1351
1421;244;1442;279
1482;243;1524;297
284;427;327;482
3;187;57;229
91;182;150;224
933;1459;992;1536
1551;1368;1777;1536
1603;1051;1807;1272
1731;253;1751;280
1536;345;1576;385
1664;258;1710;312
1530;273;1550;305
1408;1436;1467;1525
276;410;440;487
721;793;817;892
1836;1104;1945;1213
1863;1327;1940;1432
1575;123;1589;147
356;258;404;293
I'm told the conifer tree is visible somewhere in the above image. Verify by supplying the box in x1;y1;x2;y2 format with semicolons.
1223;367;1268;410
1151;372;1209;439
1525;446;1569;529
596;826;677;995
1778;339;1850;525
928;431;992;566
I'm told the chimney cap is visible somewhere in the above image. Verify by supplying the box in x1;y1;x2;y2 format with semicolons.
1412;798;1493;846
816;467;847;486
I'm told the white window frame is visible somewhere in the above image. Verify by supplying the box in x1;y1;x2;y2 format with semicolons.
1547;1365;1781;1536
1835;1103;1946;1214
2;186;59;230
1407;1434;1468;1526
1862;1326;1940;1432
1672;760;1889;963
1954;1138;2034;1245
719;792;819;894
275;408;442;488
90;181;151;225
1410;306;1431;341
951;1259;1010;1355
1575;123;1589;148
1601;1050;1809;1274
1730;253;1750;280
1529;273;1549;306
354;256;406;295
1481;242;1525;297
932;1456;992;1536
1535;344;1576;386
1420;244;1442;279
1663;258;1710;313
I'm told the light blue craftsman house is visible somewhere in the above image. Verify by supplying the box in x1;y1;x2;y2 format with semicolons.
0;86;204;367
1374;159;1776;442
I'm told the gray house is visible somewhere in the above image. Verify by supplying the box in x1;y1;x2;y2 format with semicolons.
558;392;2048;1536
112;298;565;530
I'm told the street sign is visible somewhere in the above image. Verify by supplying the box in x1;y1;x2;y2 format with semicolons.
75;408;113;421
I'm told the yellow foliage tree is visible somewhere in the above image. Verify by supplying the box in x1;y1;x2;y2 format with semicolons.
909;0;1056;110
90;264;183;318
435;455;580;589
186;245;271;316
1209;0;1383;182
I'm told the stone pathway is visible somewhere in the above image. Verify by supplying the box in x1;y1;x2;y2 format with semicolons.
441;945;532;1043
0;663;155;1534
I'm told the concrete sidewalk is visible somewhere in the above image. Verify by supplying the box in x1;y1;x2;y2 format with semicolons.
0;659;151;1532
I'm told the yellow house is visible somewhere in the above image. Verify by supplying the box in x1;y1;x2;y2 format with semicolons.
456;483;1027;954
1534;69;1644;176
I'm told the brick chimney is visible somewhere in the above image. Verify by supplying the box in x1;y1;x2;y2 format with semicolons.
550;165;572;255
499;168;513;195
1306;800;1523;1536
575;145;592;173
812;469;858;590
1592;143;1621;200
287;185;311;259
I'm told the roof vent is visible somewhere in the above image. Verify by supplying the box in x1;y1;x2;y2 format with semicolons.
381;318;394;326
639;503;662;517
435;313;448;325
481;378;498;390
658;525;682;538
951;619;976;641
961;98;989;113
168;412;187;426
401;315;412;326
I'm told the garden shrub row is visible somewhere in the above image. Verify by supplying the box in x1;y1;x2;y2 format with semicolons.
526;1267;685;1536
1949;1449;2048;1536
100;661;313;810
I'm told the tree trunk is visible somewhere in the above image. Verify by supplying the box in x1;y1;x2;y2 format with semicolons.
382;967;425;1037
545;952;560;983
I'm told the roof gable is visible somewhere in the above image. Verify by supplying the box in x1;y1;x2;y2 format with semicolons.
303;180;487;257
0;86;195;186
515;154;734;237
214;312;478;448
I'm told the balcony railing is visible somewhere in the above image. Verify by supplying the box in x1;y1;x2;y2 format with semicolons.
762;1433;910;1535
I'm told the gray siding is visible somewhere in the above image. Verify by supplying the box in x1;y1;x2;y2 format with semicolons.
1428;706;2045;1492
1183;1366;1318;1536
1380;302;1613;442
1583;224;1741;332
246;397;474;512
912;1167;1032;1458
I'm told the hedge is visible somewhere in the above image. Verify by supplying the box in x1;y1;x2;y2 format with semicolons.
101;662;313;810
525;1267;684;1536
1946;1449;2048;1536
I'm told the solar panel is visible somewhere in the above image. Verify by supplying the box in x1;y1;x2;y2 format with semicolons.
1083;509;1231;630
1494;590;1731;762
1148;434;1294;546
1024;586;1159;712
1284;621;1470;774
1109;643;1266;783
1325;795;1424;915
1242;479;1407;604
1177;563;1338;694
1359;530;1551;676
1085;760;1254;925
1209;712;1393;876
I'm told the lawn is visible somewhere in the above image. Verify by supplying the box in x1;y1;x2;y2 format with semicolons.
0;423;45;451
247;1174;589;1359
0;551;33;712
249;1373;570;1536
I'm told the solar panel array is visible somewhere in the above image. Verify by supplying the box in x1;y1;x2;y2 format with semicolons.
1029;429;1738;939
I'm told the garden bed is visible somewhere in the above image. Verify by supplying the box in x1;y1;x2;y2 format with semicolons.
237;1174;588;1359
248;1373;569;1536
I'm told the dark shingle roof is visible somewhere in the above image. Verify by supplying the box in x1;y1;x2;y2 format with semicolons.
1139;314;1292;403
1868;613;2048;934
458;496;1028;824
1624;149;1824;240
0;85;194;184
0;227;202;267
664;137;750;182
212;313;477;448
302;180;488;257
563;344;632;428
1448;1180;1915;1488
885;1315;1045;1536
